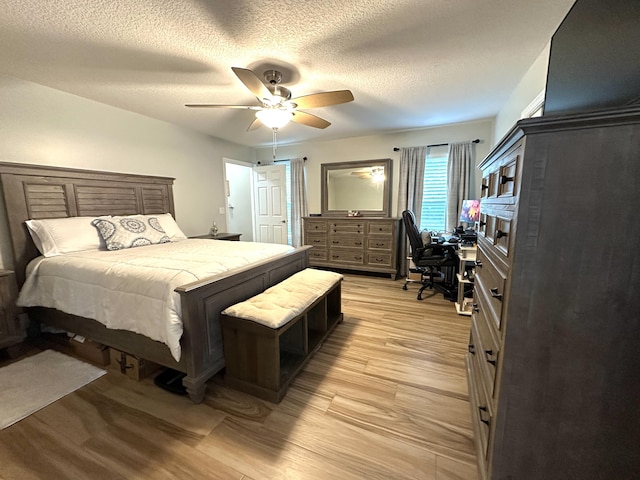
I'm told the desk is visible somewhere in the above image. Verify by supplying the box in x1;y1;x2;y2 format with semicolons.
189;233;242;241
455;245;476;315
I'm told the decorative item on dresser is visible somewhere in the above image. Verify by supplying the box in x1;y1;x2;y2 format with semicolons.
303;217;401;279
0;270;25;355
466;105;640;480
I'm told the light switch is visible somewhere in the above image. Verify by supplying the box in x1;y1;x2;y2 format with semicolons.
219;207;225;214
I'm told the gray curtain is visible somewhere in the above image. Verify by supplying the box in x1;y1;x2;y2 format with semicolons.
396;146;427;276
290;157;308;247
446;141;473;233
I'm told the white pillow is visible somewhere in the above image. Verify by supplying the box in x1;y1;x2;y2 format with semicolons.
92;215;171;251
154;213;187;241
26;217;107;257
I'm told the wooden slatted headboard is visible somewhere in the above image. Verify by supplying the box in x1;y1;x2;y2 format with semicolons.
0;162;175;286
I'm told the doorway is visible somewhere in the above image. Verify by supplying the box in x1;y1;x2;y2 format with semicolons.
223;159;291;245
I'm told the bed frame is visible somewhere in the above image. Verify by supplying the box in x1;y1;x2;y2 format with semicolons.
0;162;310;402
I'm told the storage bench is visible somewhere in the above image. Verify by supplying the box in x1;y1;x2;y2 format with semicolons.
220;268;343;403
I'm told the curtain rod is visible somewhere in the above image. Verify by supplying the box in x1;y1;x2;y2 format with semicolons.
393;139;480;151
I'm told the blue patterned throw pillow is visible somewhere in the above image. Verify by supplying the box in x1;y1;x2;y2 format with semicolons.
92;215;171;250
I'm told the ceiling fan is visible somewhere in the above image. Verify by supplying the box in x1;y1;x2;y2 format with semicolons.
351;166;385;183
185;67;354;131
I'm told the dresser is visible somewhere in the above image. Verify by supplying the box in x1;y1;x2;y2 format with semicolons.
466;106;640;479
0;270;25;353
303;217;401;279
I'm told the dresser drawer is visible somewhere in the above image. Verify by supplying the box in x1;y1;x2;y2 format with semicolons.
366;237;393;251
329;235;364;249
329;248;365;265
305;219;327;233
367;221;394;235
305;234;327;248
308;248;328;262
330;221;365;234
365;252;392;267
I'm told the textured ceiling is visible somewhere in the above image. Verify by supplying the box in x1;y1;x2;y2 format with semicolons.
0;0;575;148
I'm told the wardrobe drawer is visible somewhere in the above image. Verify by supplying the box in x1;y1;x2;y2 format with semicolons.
466;352;492;465
330;221;365;234
471;313;499;401
494;216;512;257
329;248;365;265
474;247;506;331
329;235;364;249
497;154;519;199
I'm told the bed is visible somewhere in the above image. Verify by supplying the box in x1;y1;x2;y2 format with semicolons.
0;162;310;402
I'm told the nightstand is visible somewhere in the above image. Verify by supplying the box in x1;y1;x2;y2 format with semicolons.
189;233;242;241
0;270;25;353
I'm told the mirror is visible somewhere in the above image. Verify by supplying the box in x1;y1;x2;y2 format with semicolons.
321;159;392;217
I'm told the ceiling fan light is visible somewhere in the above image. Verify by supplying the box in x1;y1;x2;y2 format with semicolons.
256;109;293;129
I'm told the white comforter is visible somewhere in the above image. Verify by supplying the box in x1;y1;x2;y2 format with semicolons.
17;239;294;361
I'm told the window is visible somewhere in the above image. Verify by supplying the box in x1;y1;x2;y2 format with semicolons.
419;150;448;233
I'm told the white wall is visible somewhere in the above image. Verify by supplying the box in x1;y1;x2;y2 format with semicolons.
493;42;551;143
255;119;494;216
0;74;253;269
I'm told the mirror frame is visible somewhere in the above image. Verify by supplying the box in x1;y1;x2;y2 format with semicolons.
321;158;392;217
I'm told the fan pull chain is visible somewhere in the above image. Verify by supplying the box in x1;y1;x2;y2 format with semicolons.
272;127;278;160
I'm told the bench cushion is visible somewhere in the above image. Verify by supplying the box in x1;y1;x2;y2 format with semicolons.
222;268;343;328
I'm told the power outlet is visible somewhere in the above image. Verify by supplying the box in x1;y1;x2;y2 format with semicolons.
218;207;225;214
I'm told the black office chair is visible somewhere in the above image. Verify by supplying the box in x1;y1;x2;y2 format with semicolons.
402;210;457;301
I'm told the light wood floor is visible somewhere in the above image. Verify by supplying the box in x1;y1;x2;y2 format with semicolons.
0;274;478;480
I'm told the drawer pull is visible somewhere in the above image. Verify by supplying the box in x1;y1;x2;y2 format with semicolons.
313;240;322;244
472;303;479;313
496;230;508;239
479;221;486;227
356;242;363;246
468;343;475;354
500;175;514;184
474;260;483;268
481;184;489;191
485;349;497;366
332;240;339;244
478;406;491;426
490;288;503;300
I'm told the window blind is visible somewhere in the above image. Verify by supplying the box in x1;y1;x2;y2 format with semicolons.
419;154;448;233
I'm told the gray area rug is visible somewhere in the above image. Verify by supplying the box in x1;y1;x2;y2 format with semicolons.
0;349;106;429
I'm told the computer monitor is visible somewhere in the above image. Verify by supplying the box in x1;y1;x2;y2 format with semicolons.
459;199;481;225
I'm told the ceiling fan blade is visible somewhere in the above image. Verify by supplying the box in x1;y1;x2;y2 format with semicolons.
247;117;262;131
185;104;262;110
291;111;331;129
231;67;273;102
291;90;354;109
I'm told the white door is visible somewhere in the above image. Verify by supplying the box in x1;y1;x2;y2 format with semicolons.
253;164;288;244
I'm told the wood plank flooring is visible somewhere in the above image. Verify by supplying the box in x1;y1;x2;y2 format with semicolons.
0;274;478;480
